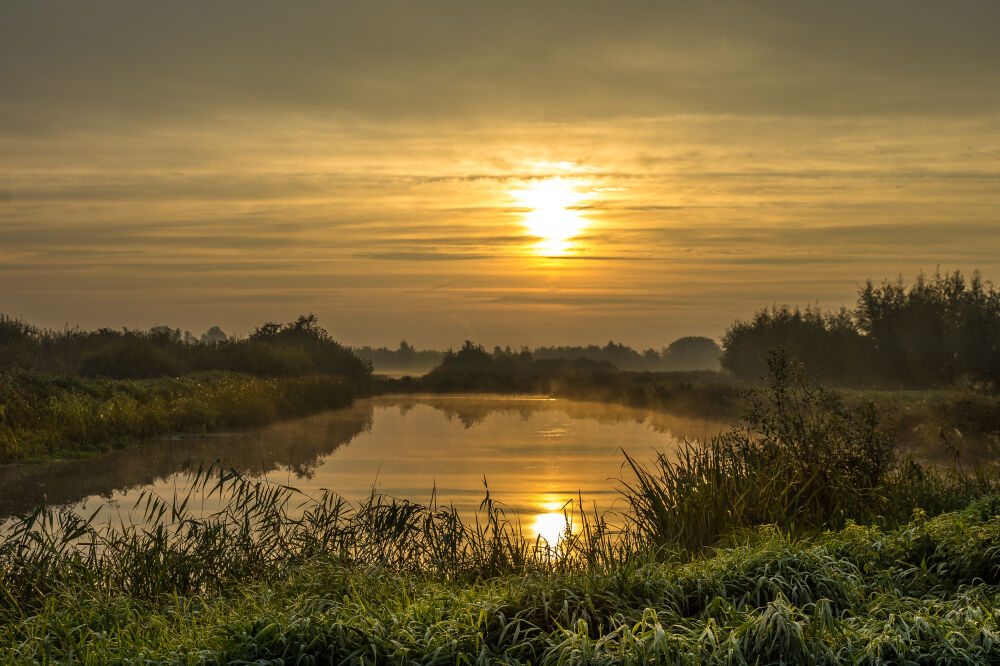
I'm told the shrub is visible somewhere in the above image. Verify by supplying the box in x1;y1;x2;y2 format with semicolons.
79;339;183;379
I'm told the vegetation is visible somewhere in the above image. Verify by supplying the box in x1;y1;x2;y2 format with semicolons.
4;353;999;662
0;314;371;383
0;314;368;463
353;340;445;375
354;337;722;376
0;372;355;463
623;351;996;555
7;501;1000;663
381;341;739;418
532;337;722;372
3;273;1000;660
723;269;1000;387
722;305;873;386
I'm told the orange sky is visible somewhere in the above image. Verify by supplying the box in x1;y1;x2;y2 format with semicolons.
2;2;999;347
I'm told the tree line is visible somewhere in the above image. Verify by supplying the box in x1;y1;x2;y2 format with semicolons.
0;314;371;383
722;270;1000;387
355;337;722;373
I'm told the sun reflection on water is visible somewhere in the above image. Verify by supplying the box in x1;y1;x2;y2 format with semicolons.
530;496;575;546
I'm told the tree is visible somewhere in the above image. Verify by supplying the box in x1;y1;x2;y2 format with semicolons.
662;336;721;371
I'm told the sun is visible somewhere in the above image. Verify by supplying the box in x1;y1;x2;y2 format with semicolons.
510;179;589;254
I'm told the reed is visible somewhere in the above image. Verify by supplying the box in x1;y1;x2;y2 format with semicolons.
620;350;998;554
4;484;1000;662
0;371;354;462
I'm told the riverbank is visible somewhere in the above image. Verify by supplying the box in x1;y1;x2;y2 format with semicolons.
0;371;354;463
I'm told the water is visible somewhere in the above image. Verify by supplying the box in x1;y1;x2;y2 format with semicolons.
0;395;732;541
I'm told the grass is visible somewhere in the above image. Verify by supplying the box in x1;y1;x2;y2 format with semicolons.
844;386;1000;465
620;352;1000;555
0;371;354;463
4;483;1000;663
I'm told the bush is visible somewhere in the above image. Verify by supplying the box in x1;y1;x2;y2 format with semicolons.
0;314;372;383
79;339;183;379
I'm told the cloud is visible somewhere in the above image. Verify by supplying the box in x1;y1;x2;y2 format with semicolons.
2;1;999;135
353;251;492;262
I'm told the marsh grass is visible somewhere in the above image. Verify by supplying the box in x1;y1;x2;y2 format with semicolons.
621;350;999;555
0;465;632;625
5;484;1000;662
0;371;353;462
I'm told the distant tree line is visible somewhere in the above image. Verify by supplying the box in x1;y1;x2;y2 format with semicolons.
421;339;724;390
533;337;722;371
722;270;1000;387
356;337;722;374
0;314;371;383
352;341;445;374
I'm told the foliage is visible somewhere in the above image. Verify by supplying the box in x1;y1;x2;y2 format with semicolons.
857;269;1000;386
0;314;371;383
722;268;1000;387
661;336;723;371
355;337;724;375
722;305;875;385
353;340;446;375
534;337;722;372
4;475;1000;662
392;347;739;417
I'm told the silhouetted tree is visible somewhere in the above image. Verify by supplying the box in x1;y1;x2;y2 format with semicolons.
663;336;722;371
722;305;875;384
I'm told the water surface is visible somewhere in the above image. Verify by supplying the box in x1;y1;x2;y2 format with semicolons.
1;395;732;541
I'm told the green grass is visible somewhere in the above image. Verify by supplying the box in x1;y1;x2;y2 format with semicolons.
5;491;1000;663
843;386;1000;465
0;371;354;463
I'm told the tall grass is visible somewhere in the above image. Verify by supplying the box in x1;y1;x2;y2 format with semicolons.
0;371;354;462
622;350;999;554
4;480;1000;662
0;465;627;625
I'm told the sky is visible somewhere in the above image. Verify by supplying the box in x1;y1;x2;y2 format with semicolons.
2;1;999;348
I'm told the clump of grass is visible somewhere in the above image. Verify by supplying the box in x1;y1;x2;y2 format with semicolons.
622;349;999;554
0;371;354;462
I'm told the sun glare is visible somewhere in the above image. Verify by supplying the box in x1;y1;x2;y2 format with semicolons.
510;179;590;255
